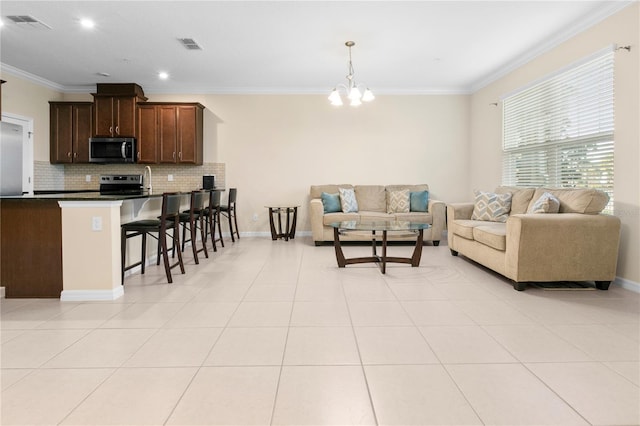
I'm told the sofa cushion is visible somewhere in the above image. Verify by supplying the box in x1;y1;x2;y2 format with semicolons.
473;224;507;251
354;185;386;212
471;190;512;222
450;219;495;240
528;192;560;214
321;192;341;213
310;184;354;199
529;188;609;214
410;191;429;212
387;189;410;213
495;187;536;214
339;188;359;213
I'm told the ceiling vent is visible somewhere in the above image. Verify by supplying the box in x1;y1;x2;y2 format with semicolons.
5;15;52;29
178;38;203;50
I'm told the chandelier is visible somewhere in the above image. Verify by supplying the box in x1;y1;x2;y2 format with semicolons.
328;41;374;107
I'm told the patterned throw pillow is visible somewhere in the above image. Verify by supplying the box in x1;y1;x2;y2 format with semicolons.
410;190;429;212
471;190;512;222
321;192;341;213
339;188;359;213
528;192;560;214
387;189;410;213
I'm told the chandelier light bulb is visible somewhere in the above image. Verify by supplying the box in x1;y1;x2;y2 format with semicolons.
362;89;375;102
328;89;343;106
350;97;362;107
348;87;362;101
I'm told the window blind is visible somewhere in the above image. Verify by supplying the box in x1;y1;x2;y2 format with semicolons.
502;49;614;212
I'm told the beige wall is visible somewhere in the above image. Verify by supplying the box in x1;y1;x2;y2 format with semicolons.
0;75;63;161
146;93;471;235
469;3;640;284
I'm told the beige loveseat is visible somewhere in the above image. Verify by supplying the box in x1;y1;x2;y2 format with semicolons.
447;187;621;291
310;184;445;246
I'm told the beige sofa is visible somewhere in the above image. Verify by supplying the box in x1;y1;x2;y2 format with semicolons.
310;184;445;246
447;186;621;291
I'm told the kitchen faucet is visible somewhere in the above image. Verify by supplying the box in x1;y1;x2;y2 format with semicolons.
144;166;152;194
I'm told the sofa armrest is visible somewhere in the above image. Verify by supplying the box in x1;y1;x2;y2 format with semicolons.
447;203;474;221
309;198;325;243
428;199;446;241
505;213;621;282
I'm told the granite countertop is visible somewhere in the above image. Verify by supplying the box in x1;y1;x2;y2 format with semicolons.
1;191;163;201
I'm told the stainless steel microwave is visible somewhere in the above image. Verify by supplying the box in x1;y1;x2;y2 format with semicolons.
89;137;136;163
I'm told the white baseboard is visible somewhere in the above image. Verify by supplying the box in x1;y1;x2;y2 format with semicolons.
60;287;124;301
614;276;640;293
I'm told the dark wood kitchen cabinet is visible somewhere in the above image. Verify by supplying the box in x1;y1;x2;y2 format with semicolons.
93;95;140;137
92;83;147;137
1;199;63;297
136;104;158;163
138;102;204;165
49;102;93;163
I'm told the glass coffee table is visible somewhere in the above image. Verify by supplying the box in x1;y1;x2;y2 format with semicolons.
329;220;431;274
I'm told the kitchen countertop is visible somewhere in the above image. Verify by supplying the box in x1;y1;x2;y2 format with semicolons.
1;191;162;201
1;188;224;201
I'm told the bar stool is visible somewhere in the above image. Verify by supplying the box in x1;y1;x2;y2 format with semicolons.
220;188;239;242
178;190;209;264
203;189;224;251
121;193;185;284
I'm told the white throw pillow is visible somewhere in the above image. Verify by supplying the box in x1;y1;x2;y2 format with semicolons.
528;192;560;214
339;188;359;213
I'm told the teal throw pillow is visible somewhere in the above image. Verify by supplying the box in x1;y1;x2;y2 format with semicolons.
410;191;429;212
321;192;341;213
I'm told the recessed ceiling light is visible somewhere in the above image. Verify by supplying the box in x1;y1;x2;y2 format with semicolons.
158;71;169;80
80;18;95;29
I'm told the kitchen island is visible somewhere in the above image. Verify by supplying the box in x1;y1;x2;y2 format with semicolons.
1;192;163;300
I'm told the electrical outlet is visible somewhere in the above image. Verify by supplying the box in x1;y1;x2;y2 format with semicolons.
252;213;258;222
168;174;174;182
91;216;102;231
85;175;91;182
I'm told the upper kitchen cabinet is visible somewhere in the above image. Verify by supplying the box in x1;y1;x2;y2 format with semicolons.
140;102;204;165
49;102;93;163
92;83;147;137
136;104;158;163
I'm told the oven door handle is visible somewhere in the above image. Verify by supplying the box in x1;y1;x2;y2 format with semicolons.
121;142;127;159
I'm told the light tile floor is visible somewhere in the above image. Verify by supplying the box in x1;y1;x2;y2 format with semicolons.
1;237;639;425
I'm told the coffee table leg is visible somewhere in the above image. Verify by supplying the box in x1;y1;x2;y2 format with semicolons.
381;230;387;274
333;227;346;267
411;229;424;266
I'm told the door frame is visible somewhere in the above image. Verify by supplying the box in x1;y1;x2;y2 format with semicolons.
2;113;34;195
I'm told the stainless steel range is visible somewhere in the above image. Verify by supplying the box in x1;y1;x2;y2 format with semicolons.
99;174;144;195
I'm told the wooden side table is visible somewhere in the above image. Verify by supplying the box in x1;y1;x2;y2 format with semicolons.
266;205;299;241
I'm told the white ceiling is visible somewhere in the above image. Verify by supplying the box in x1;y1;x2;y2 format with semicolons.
0;1;632;95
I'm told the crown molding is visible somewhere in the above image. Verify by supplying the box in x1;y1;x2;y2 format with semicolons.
0;63;65;91
468;0;635;93
140;85;471;96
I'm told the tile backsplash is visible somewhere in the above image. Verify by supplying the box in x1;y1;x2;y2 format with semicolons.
34;161;225;193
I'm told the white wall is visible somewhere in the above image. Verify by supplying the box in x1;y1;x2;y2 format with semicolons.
469;3;640;284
